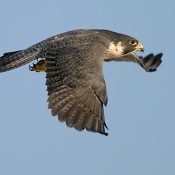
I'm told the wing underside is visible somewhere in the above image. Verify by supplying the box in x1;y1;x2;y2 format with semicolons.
45;39;109;135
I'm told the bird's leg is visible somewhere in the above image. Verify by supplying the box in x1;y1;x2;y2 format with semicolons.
29;59;46;72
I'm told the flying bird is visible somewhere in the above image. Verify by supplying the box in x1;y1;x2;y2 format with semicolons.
0;29;162;135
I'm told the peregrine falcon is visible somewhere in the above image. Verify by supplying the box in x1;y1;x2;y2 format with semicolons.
0;29;162;136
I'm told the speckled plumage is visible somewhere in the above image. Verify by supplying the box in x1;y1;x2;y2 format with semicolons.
0;29;162;135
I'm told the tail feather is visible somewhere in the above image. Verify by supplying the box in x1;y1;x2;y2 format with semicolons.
0;47;40;72
2;51;22;57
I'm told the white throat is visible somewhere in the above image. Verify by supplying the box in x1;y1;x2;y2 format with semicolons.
106;42;125;59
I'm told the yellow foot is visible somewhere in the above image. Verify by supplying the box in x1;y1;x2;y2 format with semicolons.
29;59;46;72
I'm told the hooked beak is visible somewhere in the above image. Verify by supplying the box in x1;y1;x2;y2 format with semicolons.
135;42;144;52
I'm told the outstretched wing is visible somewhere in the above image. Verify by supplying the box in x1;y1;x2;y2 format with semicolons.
45;39;108;135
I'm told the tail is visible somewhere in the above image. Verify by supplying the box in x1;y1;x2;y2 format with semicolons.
0;47;40;73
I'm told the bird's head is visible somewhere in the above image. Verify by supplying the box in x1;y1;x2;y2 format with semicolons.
105;34;144;60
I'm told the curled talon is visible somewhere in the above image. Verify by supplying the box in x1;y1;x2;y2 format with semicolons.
29;65;32;71
29;59;46;72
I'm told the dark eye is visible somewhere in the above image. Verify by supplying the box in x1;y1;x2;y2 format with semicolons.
130;40;138;46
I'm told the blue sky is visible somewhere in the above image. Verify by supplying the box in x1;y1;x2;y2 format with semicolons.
0;0;174;175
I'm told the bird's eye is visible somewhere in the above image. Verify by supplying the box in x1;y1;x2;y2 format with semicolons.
130;40;138;46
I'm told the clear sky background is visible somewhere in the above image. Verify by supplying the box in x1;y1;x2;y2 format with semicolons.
0;0;174;175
